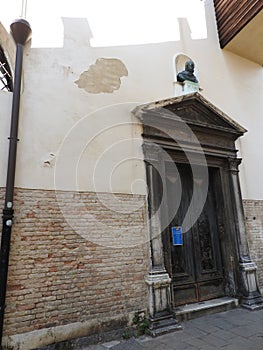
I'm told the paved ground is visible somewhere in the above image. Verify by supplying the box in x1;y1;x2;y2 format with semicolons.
82;308;263;350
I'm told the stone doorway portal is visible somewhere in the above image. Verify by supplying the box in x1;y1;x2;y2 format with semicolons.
133;92;263;335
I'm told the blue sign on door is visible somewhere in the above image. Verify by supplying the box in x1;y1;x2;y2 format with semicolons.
172;226;183;246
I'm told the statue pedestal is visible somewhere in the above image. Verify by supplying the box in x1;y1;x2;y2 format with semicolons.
174;81;201;96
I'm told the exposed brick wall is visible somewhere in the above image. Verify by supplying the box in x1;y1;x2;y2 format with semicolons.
0;188;148;337
243;199;263;290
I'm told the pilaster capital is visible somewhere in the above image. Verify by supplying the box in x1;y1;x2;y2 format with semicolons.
228;157;242;174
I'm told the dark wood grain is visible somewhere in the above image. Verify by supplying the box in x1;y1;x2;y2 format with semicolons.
213;0;263;47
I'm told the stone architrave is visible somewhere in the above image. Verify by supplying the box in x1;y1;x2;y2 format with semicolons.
228;158;263;310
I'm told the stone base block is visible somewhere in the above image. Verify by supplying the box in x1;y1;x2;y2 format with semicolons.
149;311;182;337
239;261;263;310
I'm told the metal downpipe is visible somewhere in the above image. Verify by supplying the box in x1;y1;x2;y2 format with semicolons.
0;19;31;349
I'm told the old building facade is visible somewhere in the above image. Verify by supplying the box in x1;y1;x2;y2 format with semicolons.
0;0;263;349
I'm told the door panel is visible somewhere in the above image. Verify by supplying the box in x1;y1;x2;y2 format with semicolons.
166;163;195;287
173;284;198;306
194;170;223;281
165;162;224;307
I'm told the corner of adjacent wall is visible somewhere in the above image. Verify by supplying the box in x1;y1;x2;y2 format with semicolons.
243;199;263;291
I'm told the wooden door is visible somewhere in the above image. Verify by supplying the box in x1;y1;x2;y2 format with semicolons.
165;162;224;306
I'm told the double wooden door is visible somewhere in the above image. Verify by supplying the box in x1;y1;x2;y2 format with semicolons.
164;162;225;306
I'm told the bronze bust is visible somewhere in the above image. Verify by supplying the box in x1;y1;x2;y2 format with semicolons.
177;60;198;83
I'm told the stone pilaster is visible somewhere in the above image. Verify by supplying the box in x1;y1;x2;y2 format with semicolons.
143;143;181;335
228;158;263;310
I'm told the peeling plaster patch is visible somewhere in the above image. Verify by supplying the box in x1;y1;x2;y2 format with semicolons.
75;58;128;94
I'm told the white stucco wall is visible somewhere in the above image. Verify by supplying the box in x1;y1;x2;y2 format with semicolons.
0;0;262;199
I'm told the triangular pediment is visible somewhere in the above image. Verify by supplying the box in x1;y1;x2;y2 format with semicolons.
133;92;247;136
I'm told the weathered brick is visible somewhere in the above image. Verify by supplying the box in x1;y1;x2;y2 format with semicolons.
0;188;148;337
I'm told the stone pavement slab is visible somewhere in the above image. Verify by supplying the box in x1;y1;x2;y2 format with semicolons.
81;308;263;350
102;341;122;349
109;339;144;350
83;346;105;350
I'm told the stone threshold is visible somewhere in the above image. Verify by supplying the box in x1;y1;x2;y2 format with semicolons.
174;297;239;322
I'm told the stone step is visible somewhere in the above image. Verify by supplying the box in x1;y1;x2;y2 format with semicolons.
174;297;239;322
149;318;182;337
149;311;182;337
